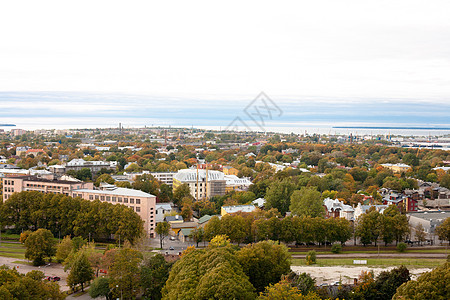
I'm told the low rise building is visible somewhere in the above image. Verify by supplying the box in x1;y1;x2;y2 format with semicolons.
381;163;411;173
323;198;354;220
222;166;239;176
155;203;174;223
224;175;252;192
407;211;450;241
221;204;257;216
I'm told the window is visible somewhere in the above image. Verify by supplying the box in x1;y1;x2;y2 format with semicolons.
130;206;134;211
112;197;117;202
155;210;158;214
89;195;94;200
124;198;128;203
95;195;99;200
106;196;111;201
130;198;134;204
10;180;14;185
136;207;141;212
136;199;141;204
118;197;122;203
100;196;105;201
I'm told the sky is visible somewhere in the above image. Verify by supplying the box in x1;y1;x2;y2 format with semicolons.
0;1;449;130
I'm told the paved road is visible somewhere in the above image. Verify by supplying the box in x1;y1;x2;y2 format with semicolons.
0;256;70;291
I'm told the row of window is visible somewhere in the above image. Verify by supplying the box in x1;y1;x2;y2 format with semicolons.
4;187;14;193
87;194;141;204
3;180;14;185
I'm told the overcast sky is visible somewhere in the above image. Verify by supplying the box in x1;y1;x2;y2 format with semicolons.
1;0;449;100
0;1;450;131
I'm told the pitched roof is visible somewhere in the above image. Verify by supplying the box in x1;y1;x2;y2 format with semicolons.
198;214;213;224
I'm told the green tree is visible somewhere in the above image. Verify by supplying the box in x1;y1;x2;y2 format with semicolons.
204;216;222;241
237;240;291;293
95;174;115;187
436;217;450;243
173;183;193;207
393;262;449;299
220;214;248;245
305;250;316;265
356;208;383;246
56;235;73;263
162;245;255;299
265;179;296;216
155;221;170;249
289;187;325;218
190;227;205;247
141;254;172;300
285;272;317;295
24;229;56;266
67;251;94;292
72;236;87;251
89;277;111;300
109;248;143;300
133;174;160;196
0;266;65;299
258;280;321;300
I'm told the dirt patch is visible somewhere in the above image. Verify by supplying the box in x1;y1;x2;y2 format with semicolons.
291;266;432;285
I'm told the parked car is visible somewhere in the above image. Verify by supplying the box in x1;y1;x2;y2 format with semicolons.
45;276;60;282
169;246;174;250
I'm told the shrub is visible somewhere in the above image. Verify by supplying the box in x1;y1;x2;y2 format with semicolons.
397;242;407;252
306;250;317;265
331;244;342;254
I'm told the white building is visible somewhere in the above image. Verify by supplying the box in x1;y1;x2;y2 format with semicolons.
354;203;388;220
173;169;226;200
221;204;257;216
323;198;354;221
155;202;174;223
224;175;252;192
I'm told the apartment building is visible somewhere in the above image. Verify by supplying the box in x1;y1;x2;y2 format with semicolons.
72;183;156;237
173;169;226;200
2;175;93;201
150;172;175;186
2;176;156;237
49;159;118;175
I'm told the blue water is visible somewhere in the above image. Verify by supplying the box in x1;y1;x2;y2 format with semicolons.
1;91;449;136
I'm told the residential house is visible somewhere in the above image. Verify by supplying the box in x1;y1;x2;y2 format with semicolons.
323;198;354;221
155;203;174;223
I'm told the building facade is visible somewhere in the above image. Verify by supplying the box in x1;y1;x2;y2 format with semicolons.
2;175;93;201
2;176;156;237
173;169;226;200
72;183;156;237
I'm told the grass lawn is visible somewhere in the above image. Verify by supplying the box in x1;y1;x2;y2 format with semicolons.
0;233;21;241
291;258;446;268
0;252;26;259
0;242;26;259
11;260;33;266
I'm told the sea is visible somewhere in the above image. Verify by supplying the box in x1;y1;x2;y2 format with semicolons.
1;91;449;137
